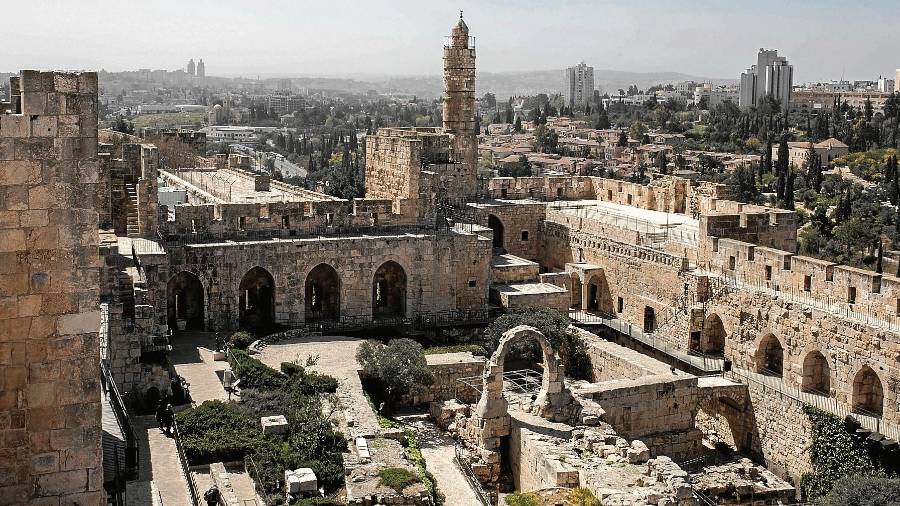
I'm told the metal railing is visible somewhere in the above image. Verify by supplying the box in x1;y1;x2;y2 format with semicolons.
245;454;272;505
453;444;493;506
171;419;201;506
100;360;138;476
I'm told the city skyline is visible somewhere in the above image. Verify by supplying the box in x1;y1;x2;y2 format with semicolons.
4;0;899;83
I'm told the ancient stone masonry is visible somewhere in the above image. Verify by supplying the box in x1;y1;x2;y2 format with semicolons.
442;13;478;197
0;70;104;505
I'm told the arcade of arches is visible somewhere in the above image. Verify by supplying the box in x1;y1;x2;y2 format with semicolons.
166;271;205;330
239;266;275;330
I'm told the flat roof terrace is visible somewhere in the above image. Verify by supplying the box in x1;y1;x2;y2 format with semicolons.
161;167;340;205
550;200;699;246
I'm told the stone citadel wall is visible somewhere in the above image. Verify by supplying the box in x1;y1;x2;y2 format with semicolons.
0;71;104;505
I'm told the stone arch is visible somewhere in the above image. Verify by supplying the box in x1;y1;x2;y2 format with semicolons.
700;313;726;356
166;271;205;330
372;260;407;319
852;365;884;416
304;263;341;322
695;397;742;450
238;266;275;330
476;325;571;423
487;214;505;253
584;271;613;314
801;350;831;395
569;272;582;308
754;333;784;376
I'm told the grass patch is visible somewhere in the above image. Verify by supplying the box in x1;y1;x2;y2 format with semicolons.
404;429;443;505
423;344;487;356
378;467;420;493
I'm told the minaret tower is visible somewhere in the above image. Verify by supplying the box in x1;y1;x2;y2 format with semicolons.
442;11;477;196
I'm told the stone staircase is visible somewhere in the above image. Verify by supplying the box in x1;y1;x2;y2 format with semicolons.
125;182;140;237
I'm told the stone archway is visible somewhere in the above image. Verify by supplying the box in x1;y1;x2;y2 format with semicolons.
801;350;831;395
372;260;407;319
239;266;275;330
488;214;505;253
476;326;573;429
694;396;754;453
167;271;204;330
754;333;784;377
305;263;341;322
700;313;726;356
583;271;613;314
852;365;884;416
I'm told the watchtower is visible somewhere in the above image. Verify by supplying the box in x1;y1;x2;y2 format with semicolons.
442;12;478;197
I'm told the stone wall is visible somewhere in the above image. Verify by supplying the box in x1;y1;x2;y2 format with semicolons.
509;419;580;492
0;70;104;504
403;352;486;406
568;327;671;382
471;201;546;261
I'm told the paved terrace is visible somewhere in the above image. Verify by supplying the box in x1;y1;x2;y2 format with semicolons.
161;167;340;204
551;200;700;247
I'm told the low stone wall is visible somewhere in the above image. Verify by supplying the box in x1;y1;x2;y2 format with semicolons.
569;327;671;382
509;418;580;492
401;352;486;406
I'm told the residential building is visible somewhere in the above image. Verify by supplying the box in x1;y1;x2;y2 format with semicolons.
877;76;894;93
739;49;793;112
565;62;594;111
790;89;890;115
187;58;196;77
771;138;849;169
197;59;205;78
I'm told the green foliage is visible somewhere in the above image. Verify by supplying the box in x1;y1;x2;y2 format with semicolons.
833;148;899;182
567;487;601;506
534;125;559;154
356;339;433;408
818;474;900;506
175;400;265;464
505;492;542;506
405;429;443;505
423;344;488;356
377;467;421;492
228;331;256;350
229;349;287;390
483;306;592;381
800;405;876;500
725;164;763;204
291;499;344;506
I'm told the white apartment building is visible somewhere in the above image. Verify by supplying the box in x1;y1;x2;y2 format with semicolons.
565;62;594;111
739;49;793;112
877;76;894;94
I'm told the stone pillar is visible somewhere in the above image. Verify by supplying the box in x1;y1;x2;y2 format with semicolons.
0;70;104;505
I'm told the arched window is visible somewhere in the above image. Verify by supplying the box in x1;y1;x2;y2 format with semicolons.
755;334;784;377
487;214;505;253
852;366;884;416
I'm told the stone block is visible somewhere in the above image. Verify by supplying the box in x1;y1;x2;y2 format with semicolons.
261;415;288;435
284;467;317;495
0;115;30;137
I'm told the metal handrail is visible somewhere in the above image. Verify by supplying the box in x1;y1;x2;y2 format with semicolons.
453;444;492;506
100;360;138;474
172;419;201;506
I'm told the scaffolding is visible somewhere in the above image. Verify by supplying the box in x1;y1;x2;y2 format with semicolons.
457;368;544;408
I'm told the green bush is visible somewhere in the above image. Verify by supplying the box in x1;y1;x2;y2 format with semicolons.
357;339;433;408
291;499;343;506
505;492;542;506
818;474;900;506
229;349;286;390
281;361;304;376
567;487;601;506
378;467;420;492
800;405;877;500
228;331;256;350
175;400;265;464
424;344;488;356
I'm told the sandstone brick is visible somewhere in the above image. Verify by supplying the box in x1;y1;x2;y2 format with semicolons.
36;469;87;496
56;312;99;335
0;114;30;137
31;452;59;475
17;295;42;317
30;116;57;138
0;160;41;186
0;211;19;229
22;91;48;115
19;210;48;228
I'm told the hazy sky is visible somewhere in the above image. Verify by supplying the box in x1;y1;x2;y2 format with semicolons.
5;0;898;82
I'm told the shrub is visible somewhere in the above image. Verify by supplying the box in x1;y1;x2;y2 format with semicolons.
175;400;264;464
228;331;256;350
818;474;900;506
800;405;876;500
567;487;601;506
505;492;542;506
281;361;304;376
357;339;433;408
229;349;286;390
291;499;343;506
378;467;420;492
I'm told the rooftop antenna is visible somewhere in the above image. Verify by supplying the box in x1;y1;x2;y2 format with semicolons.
460;9;463;19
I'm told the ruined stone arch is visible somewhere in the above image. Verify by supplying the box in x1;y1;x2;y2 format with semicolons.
700;313;727;356
754;333;784;377
801;350;831;395
487;213;505;252
475;325;571;423
372;260;407;319
166;270;205;330
852;365;884;416
238;266;275;330
304;263;341;322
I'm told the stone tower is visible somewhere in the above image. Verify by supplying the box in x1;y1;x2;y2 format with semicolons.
442;12;478;197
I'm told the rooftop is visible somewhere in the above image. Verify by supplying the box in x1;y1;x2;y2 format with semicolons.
161;167;339;204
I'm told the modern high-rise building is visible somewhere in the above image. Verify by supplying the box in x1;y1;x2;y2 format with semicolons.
739;49;793;112
197;59;205;78
565;62;594;111
895;69;900;92
187;58;196;77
